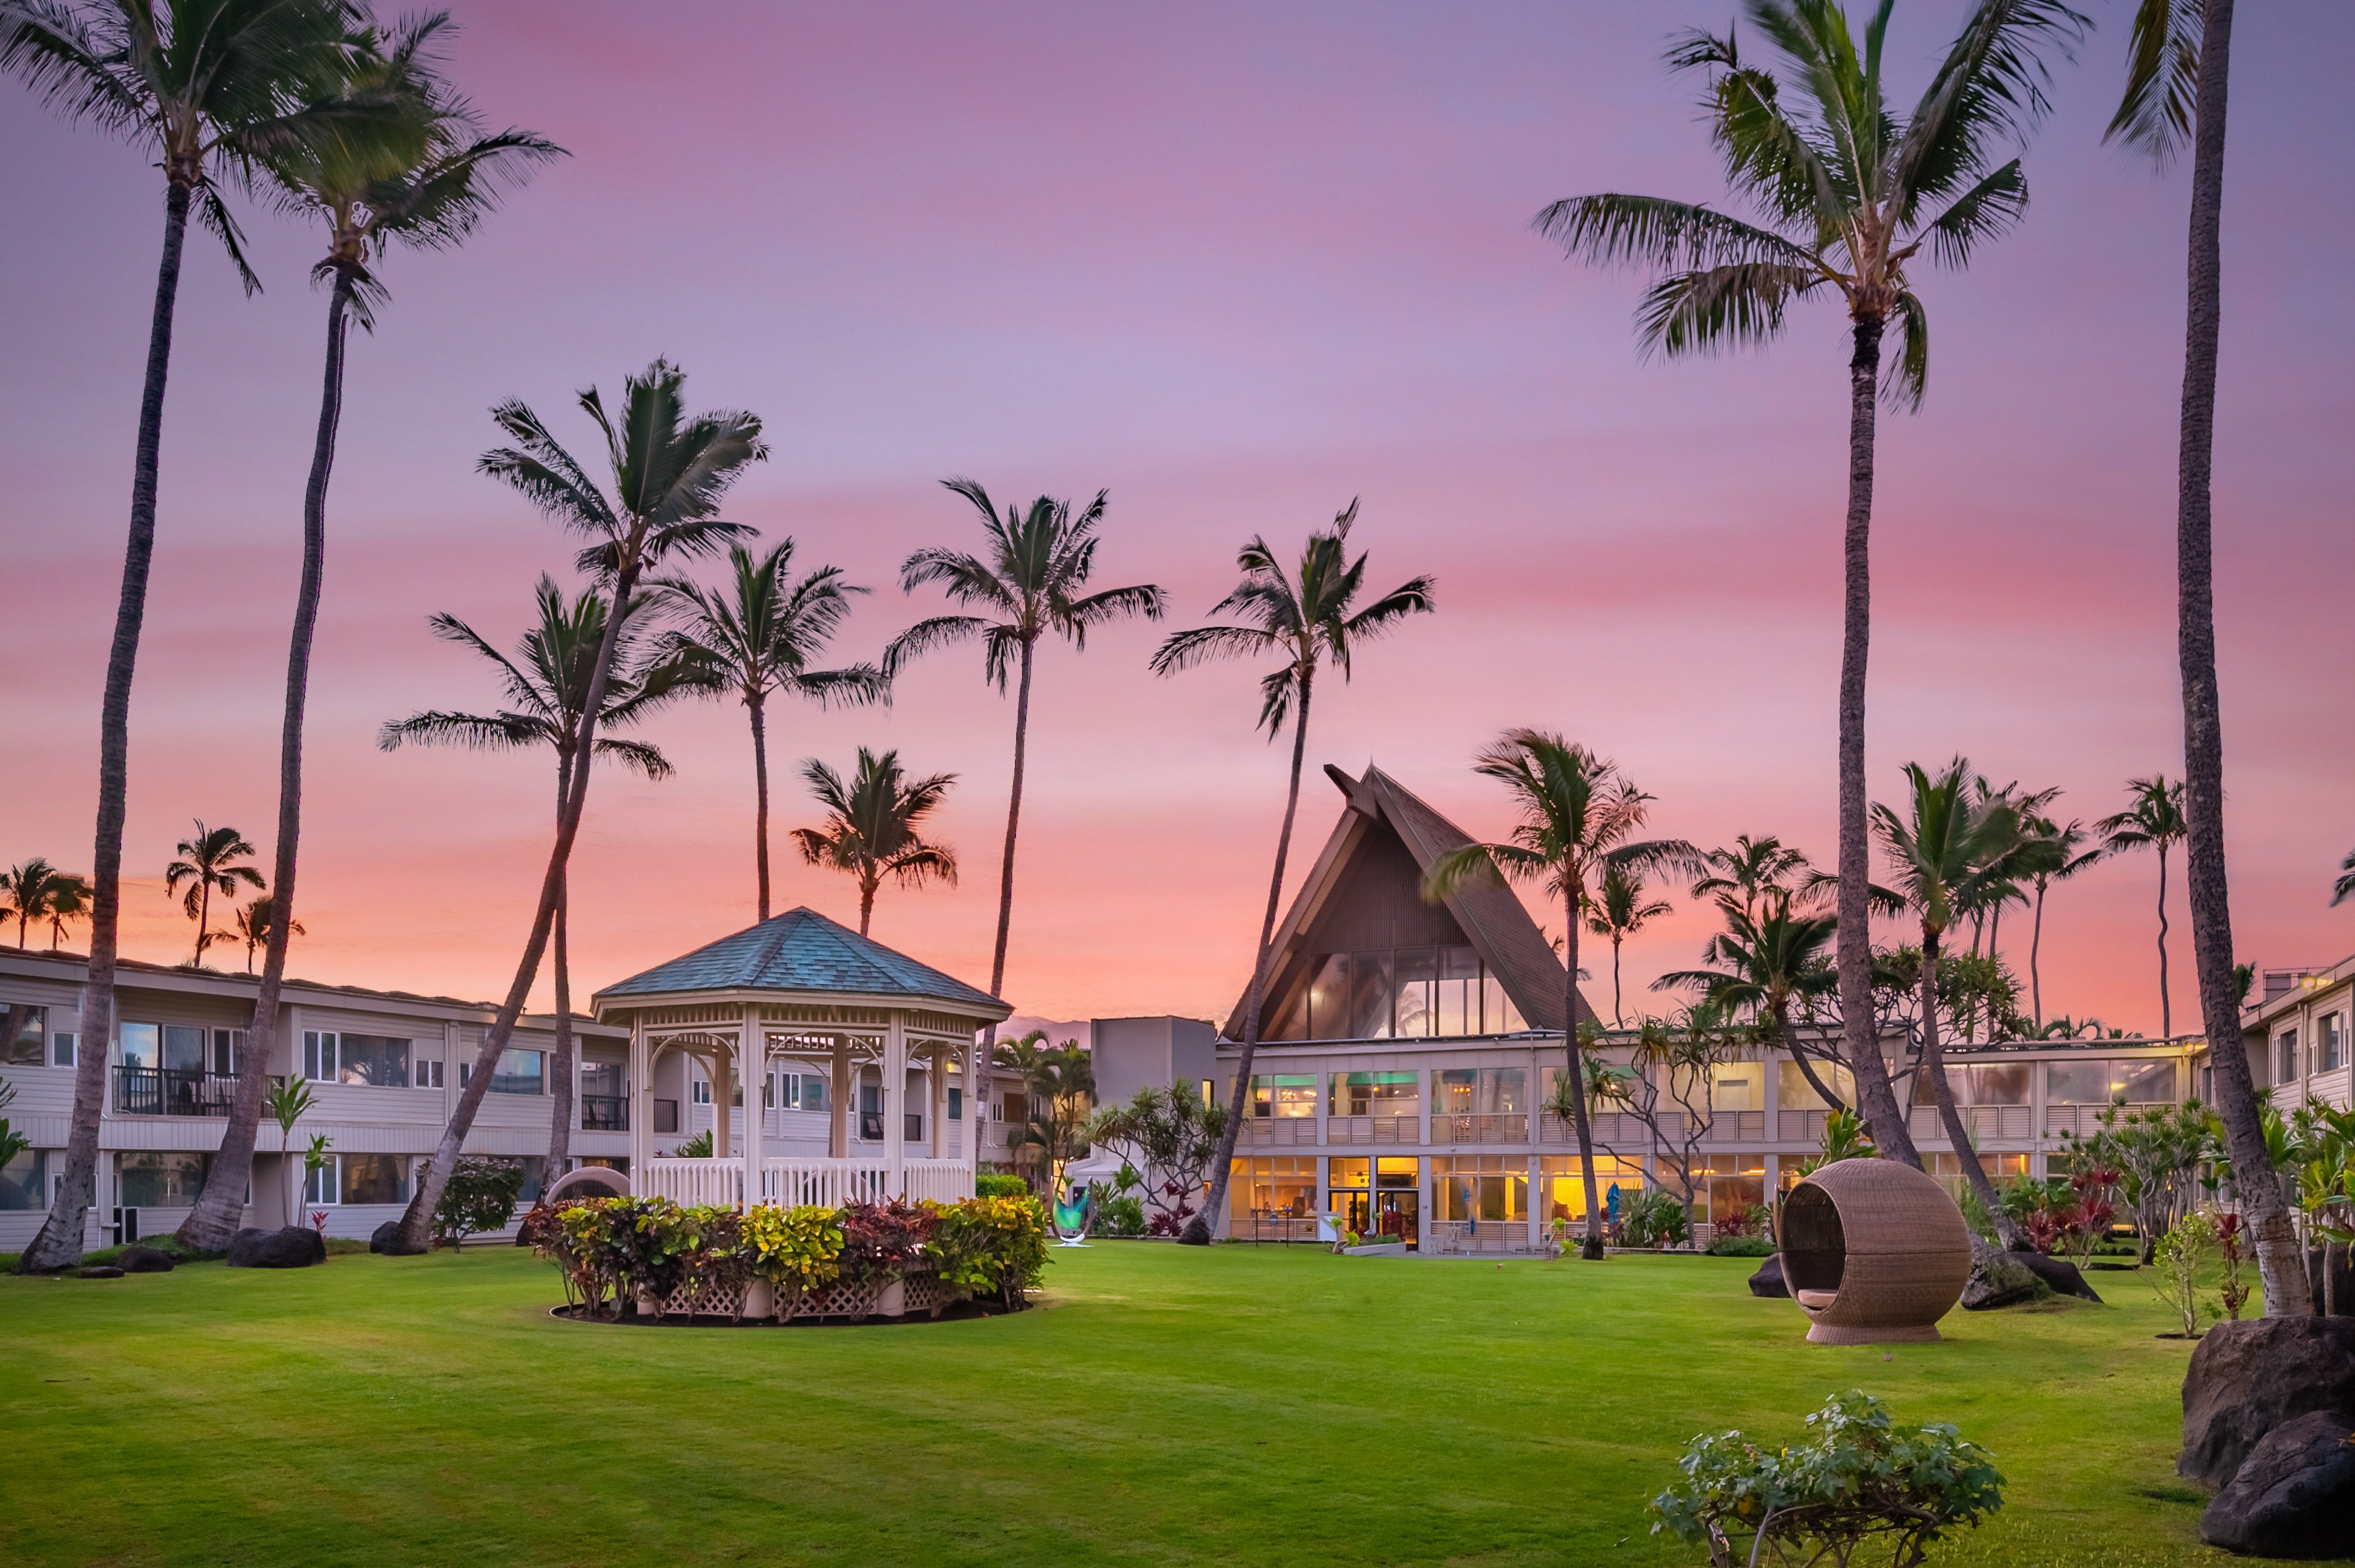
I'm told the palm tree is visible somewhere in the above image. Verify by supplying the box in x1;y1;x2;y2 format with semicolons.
391;360;764;1253
884;480;1163;1062
2114;0;2301;1316
788;748;957;937
653;540;887;921
1424;733;1693;1259
1871;757;2024;1245
1690;833;1817;923
1585;863;1673;1026
177;13;560;1256
379;577;682;1198
2021;813;2100;1026
231;891;303;973
1152;501;1432;1245
1655;890;1846;1111
1;859;61;949
41;872;91;952
164;821;264;965
1535;0;2084;1174
994;1030;1095;1195
3;0;368;1274
2097;775;2188;1037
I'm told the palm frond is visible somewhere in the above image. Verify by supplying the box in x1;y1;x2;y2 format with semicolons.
2105;0;2200;165
1635;261;1826;358
881;614;987;677
1922;158;2027;270
1883;289;1929;411
1147;623;1281;677
1532;192;1816;274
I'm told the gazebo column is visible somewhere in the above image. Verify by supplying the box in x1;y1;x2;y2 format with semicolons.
741;1012;763;1209
928;1044;944;1158
970;1034;987;1192
710;1049;732;1166
830;1039;849;1158
884;1012;907;1196
628;1020;650;1174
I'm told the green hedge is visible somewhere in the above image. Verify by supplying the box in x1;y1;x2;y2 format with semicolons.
530;1194;1047;1320
975;1174;1032;1198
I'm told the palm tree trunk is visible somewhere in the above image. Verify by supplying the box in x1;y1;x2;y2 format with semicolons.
1776;1002;1846;1115
749;691;771;922
858;875;875;938
395;557;644;1250
2156;846;2172;1038
1832;312;1922;1172
990;638;1034;1001
2030;881;2048;1027
194;883;210;964
1921;925;2021;1247
177;268;355;1252
2172;0;2298;1315
1611;935;1624;1027
1564;889;1603;1260
1186;673;1313;1245
24;181;193;1273
548;753;575;1181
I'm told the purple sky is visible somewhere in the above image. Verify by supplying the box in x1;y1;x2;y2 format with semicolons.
4;2;2351;1033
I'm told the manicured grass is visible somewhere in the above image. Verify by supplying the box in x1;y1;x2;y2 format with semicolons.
0;1244;2326;1567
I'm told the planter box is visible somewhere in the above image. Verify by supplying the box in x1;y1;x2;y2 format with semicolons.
1341;1242;1408;1258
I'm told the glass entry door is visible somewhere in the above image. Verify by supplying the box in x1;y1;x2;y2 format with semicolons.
1372;1156;1420;1247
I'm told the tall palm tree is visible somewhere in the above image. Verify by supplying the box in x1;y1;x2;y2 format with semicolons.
163;821;263;965
2097;775;2188;1037
231;891;303;973
653;539;887;921
1425;734;1692;1259
378;578;682;1203
40;871;92;952
1152;502;1432;1245
3;0;370;1274
789;748;957;937
178;12;559;1256
1535;0;2084;1174
1690;833;1817;923
2021;813;2100;1026
2111;0;2298;1316
884;480;1163;1061
1;859;62;949
1655;890;1846;1111
1871;757;2024;1245
1585;863;1673;1026
391;360;764;1252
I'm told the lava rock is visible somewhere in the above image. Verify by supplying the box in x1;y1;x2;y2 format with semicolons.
116;1245;176;1273
1961;1238;2045;1311
2015;1252;2101;1303
75;1264;124;1278
2181;1317;2355;1486
226;1225;327;1269
1748;1254;1789;1298
2306;1247;2355;1317
2200;1409;2355;1558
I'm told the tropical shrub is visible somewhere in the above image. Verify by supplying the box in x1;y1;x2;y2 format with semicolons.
1620;1187;1690;1249
926;1194;1049;1308
741;1203;844;1293
1706;1235;1775;1258
1097;1194;1147;1238
1651;1390;2005;1568
975;1173;1031;1198
2148;1210;2220;1338
674;1129;715;1157
838;1198;936;1282
434;1157;526;1250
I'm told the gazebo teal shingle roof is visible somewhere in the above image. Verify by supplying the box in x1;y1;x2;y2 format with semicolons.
596;906;1004;1014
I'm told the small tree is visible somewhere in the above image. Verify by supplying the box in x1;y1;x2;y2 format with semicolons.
2062;1099;2215;1263
1580;1005;1745;1238
1084;1081;1227;1237
0;1077;30;1173
434;1157;526;1250
301;1133;333;1224
1652;1390;2005;1568
993;1031;1093;1195
264;1077;316;1225
2149;1210;2219;1338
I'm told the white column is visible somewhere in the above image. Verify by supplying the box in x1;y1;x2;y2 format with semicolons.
884;1011;907;1196
741;1011;762;1210
929;1044;944;1158
969;1034;987;1190
629;1018;650;1174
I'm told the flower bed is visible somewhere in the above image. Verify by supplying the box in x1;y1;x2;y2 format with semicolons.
529;1194;1046;1325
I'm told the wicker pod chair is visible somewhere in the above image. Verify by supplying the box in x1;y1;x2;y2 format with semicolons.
1777;1158;1971;1345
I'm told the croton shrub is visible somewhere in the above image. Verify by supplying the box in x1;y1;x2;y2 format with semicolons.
530;1194;1046;1320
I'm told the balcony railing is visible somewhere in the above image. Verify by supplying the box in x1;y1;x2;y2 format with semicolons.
113;1065;251;1117
1433;1112;1528;1145
1239;1117;1319;1147
581;1094;628;1132
1325;1114;1419;1145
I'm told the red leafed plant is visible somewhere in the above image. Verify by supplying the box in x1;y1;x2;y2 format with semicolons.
837;1198;936;1282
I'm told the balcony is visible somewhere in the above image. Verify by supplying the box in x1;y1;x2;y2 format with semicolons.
581;1094;628;1132
1432;1112;1528;1146
1239;1117;1319;1147
1325;1114;1418;1145
113;1065;248;1117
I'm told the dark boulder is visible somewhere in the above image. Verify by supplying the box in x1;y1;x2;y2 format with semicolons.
2181;1317;2355;1486
1961;1238;2045;1311
75;1264;124;1278
2015;1252;2100;1303
227;1225;327;1270
2306;1247;2355;1317
1748;1254;1788;1298
117;1245;176;1273
2200;1409;2355;1558
369;1220;426;1256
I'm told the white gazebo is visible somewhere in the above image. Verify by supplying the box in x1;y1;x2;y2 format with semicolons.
592;908;1011;1210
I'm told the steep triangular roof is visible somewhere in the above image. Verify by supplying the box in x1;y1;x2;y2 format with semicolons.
1222;763;1596;1038
594;906;1006;1015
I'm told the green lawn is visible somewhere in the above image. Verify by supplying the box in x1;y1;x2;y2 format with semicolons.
1;1243;2331;1567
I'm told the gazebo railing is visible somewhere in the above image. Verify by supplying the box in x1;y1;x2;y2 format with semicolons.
646;1157;975;1209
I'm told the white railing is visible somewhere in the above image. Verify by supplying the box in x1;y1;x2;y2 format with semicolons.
647;1158;744;1208
760;1158;893;1209
903;1158;974;1204
647;1157;975;1209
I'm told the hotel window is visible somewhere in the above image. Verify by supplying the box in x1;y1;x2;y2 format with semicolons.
1226;1155;1316;1225
1910;1065;1968;1105
1700;1154;1766;1225
1295;945;1524;1040
117;1021;161;1068
5;1004;44;1065
2276;1029;2300;1084
336;1033;410;1088
1326;1157;1371;1234
1248;1075;1318;1118
1434;1154;1527;1224
51;1031;77;1068
0;1148;46;1210
1777;1059;1856;1111
1434;1068;1525;1115
1329;1070;1419;1118
691;1077;712;1105
765;1070;830;1113
2047;1058;2177;1105
1965;1064;2031;1105
302;1031;337;1081
488;1048;543;1096
307;1153;414;1206
209;1028;246;1076
1537;1155;1648;1222
1708;1062;1761;1114
2324;1015;2349;1074
115;1150;211;1207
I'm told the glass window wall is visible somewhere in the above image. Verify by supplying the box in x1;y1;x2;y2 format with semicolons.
336;1033;411;1088
1536;1155;1647;1224
2047;1057;2178;1105
1777;1059;1855;1111
117;1150;210;1207
1434;1155;1526;1224
1248;1075;1318;1118
1329;1070;1419;1118
1434;1067;1525;1115
1226;1156;1318;1229
1709;1061;1762;1112
5;1004;44;1066
0;1148;45;1210
1289;945;1526;1040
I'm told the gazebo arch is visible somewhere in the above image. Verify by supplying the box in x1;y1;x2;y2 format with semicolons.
591;908;1011;1210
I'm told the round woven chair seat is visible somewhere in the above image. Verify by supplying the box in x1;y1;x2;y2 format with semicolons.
1778;1159;1971;1346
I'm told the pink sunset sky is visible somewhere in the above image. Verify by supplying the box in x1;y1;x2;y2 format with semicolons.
4;2;2351;1036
